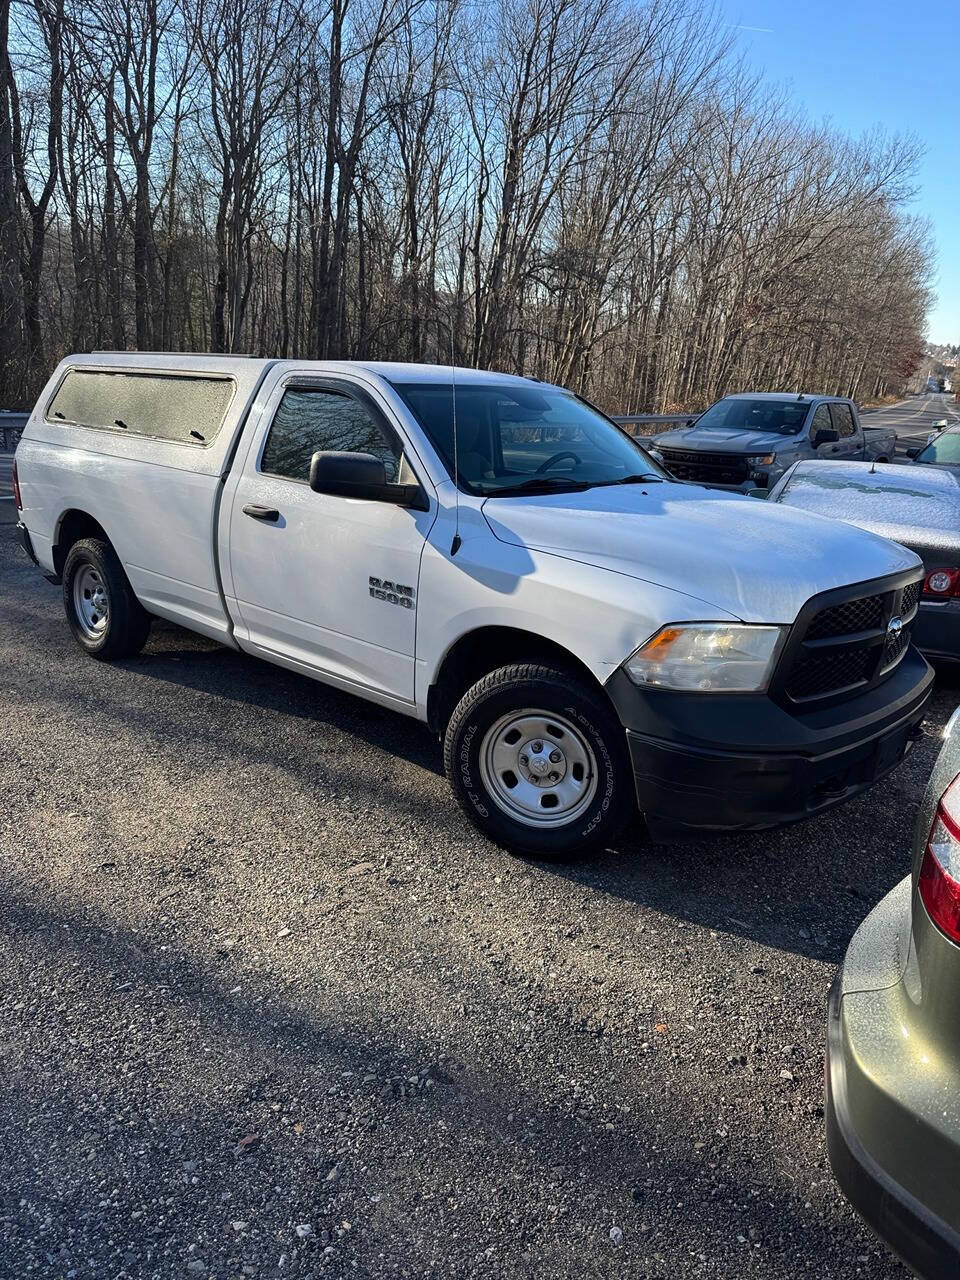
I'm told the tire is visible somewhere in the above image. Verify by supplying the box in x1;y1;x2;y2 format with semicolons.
442;663;633;858
62;537;150;660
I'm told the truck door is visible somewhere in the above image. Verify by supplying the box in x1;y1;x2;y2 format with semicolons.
223;376;435;705
829;402;861;459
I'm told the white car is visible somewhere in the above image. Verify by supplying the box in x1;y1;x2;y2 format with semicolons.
14;354;933;856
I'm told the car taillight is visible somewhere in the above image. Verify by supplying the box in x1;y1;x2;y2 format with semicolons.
12;459;22;510
918;774;960;945
923;567;960;598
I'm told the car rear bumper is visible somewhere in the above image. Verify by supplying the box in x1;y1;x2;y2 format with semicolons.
827;975;960;1279
915;599;960;663
606;648;933;837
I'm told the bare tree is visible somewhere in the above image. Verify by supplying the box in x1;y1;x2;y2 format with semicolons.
0;0;934;407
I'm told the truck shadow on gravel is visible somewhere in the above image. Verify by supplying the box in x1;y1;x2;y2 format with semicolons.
1;888;892;1279
121;620;445;776
548;709;950;966
133;620;951;967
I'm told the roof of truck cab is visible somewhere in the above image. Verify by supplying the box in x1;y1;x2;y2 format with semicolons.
341;361;543;386
79;354;547;387
721;391;841;402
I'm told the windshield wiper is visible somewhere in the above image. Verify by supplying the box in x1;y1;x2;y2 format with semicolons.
484;476;594;497
603;473;664;485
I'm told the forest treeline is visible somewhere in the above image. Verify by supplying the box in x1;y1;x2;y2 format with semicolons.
0;0;934;411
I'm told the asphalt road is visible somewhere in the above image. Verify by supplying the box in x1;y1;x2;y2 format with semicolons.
865;390;960;452
2;505;958;1279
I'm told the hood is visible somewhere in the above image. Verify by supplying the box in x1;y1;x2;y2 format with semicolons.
655;427;794;454
481;482;920;624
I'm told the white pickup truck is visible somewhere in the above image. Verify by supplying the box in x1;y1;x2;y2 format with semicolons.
14;354;933;857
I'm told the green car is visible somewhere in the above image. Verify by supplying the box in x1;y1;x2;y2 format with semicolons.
828;707;960;1275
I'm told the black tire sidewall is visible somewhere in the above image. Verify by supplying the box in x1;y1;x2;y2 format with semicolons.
63;539;147;659
445;670;630;858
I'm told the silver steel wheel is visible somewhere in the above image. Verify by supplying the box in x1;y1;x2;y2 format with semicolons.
479;709;598;829
73;563;110;640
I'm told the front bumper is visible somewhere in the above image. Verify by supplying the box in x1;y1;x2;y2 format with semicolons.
606;648;932;837
827;975;960;1278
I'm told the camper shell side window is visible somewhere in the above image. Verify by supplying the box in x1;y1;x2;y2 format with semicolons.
45;368;236;447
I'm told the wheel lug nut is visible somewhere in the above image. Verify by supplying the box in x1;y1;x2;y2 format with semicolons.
531;741;543;753
549;750;561;763
520;755;528;766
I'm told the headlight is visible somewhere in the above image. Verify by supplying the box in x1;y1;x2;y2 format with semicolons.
623;623;786;692
746;454;776;466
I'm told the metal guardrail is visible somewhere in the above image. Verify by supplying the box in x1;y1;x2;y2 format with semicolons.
0;412;27;452
612;413;696;437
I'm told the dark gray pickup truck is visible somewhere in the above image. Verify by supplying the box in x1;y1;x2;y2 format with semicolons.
652;393;896;491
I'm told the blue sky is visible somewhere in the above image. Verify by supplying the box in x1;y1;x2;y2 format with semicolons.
717;0;958;345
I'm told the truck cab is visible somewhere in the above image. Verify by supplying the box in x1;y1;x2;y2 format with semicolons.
654;393;895;491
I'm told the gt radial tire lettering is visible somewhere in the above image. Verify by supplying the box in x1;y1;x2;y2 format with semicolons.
460;724;488;816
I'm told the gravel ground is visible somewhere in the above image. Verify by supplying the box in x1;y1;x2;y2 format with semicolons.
1;509;953;1280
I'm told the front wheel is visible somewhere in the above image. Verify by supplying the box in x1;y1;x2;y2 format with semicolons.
63;537;151;659
443;663;634;858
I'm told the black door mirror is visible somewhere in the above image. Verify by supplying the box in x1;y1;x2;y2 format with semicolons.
813;428;839;446
308;451;429;510
906;446;920;459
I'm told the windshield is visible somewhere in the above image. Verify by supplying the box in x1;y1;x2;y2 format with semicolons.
391;381;666;495
693;398;811;435
915;432;960;467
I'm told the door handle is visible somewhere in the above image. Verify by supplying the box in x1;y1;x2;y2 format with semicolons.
242;504;280;522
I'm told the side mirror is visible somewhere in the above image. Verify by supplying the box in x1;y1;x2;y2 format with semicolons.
309;451;429;511
746;488;768;499
906;446;920;459
813;428;839;446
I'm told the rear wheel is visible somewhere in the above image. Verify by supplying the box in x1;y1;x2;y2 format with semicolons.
63;537;150;659
443;663;633;858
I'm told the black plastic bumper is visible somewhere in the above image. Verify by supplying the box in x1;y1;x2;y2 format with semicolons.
826;976;960;1279
607;648;933;837
16;520;40;567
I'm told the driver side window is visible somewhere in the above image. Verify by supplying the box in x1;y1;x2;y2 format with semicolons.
831;403;856;438
261;387;403;483
811;404;833;442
